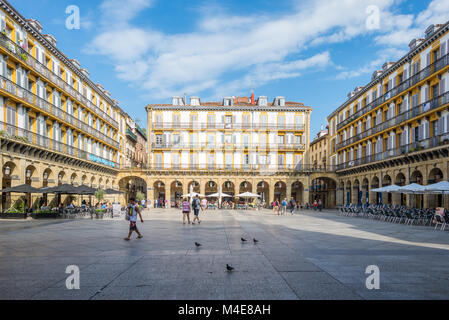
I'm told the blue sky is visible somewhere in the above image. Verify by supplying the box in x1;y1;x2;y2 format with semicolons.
10;0;449;136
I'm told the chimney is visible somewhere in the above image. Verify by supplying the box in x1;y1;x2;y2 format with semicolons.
251;89;255;105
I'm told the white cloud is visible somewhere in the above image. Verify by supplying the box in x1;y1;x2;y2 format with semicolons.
85;0;449;99
335;48;406;80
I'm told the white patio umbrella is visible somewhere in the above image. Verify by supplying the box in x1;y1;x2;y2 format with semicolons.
236;192;261;198
181;192;206;198
207;192;231;198
393;183;427;194
371;184;402;193
423;181;449;194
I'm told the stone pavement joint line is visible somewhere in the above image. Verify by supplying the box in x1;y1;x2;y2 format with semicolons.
0;209;449;300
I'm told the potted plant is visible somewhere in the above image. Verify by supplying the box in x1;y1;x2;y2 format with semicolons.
94;189;105;219
0;199;26;219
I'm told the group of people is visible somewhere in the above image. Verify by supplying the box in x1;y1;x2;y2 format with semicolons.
272;197;298;215
181;195;206;225
312;199;323;211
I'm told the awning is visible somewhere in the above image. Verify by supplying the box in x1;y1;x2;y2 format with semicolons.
105;189;125;195
236;192;261;198
423;181;449;194
181;192;206;198
1;184;42;193
393;183;427;194
206;192;232;198
75;185;97;195
40;184;78;194
371;184;402;193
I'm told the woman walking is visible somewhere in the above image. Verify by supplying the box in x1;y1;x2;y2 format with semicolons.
273;199;280;215
181;198;191;225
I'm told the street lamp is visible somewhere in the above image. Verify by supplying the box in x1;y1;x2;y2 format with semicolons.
4;165;11;176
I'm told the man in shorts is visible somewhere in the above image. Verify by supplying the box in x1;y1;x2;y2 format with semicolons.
124;198;144;241
192;195;201;224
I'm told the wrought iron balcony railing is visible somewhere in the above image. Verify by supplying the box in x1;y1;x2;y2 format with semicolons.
336;134;449;171
152;122;305;131
122;163;338;173
151;142;306;151
0;33;119;128
126;128;138;142
0;121;118;169
336;51;449;131
336;90;449;150
0;76;119;149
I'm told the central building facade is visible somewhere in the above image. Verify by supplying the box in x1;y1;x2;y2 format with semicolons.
145;94;312;206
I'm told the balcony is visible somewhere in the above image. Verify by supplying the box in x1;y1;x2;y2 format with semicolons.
151;142;306;151
336;51;449;131
0;121;118;169
152;122;305;131
0;76;120;149
125;163;337;173
336;134;449;171
0;33;119;128
126;128;137;142
336;90;449;150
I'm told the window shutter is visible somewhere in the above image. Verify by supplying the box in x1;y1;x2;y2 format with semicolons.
403;69;407;80
425;87;429;102
427;53;431;67
425;122;429;139
442;42;447;56
440;79;446;95
438;117;444;135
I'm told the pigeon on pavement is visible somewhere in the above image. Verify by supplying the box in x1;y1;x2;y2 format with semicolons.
226;264;234;271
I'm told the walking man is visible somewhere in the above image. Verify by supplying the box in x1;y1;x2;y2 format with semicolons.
192;195;202;224
281;198;288;215
289;197;296;215
124;198;144;241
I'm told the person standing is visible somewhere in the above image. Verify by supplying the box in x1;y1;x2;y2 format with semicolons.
313;200;318;211
192;195;202;224
318;199;323;212
124;198;144;241
181;198;191;225
201;197;208;211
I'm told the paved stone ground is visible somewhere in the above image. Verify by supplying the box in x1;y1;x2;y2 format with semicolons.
0;208;449;300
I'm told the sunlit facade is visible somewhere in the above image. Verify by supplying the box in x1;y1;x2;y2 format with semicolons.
328;21;449;208
0;1;121;209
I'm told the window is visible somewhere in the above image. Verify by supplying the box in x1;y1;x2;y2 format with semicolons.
207;114;215;128
173;134;180;147
190;114;198;129
278;115;286;129
156;134;163;147
242;134;249;147
225;153;233;169
173;114;180;128
207;153;215;169
190;153;198;168
207;134;214;148
155;153;162;169
242;114;250;129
